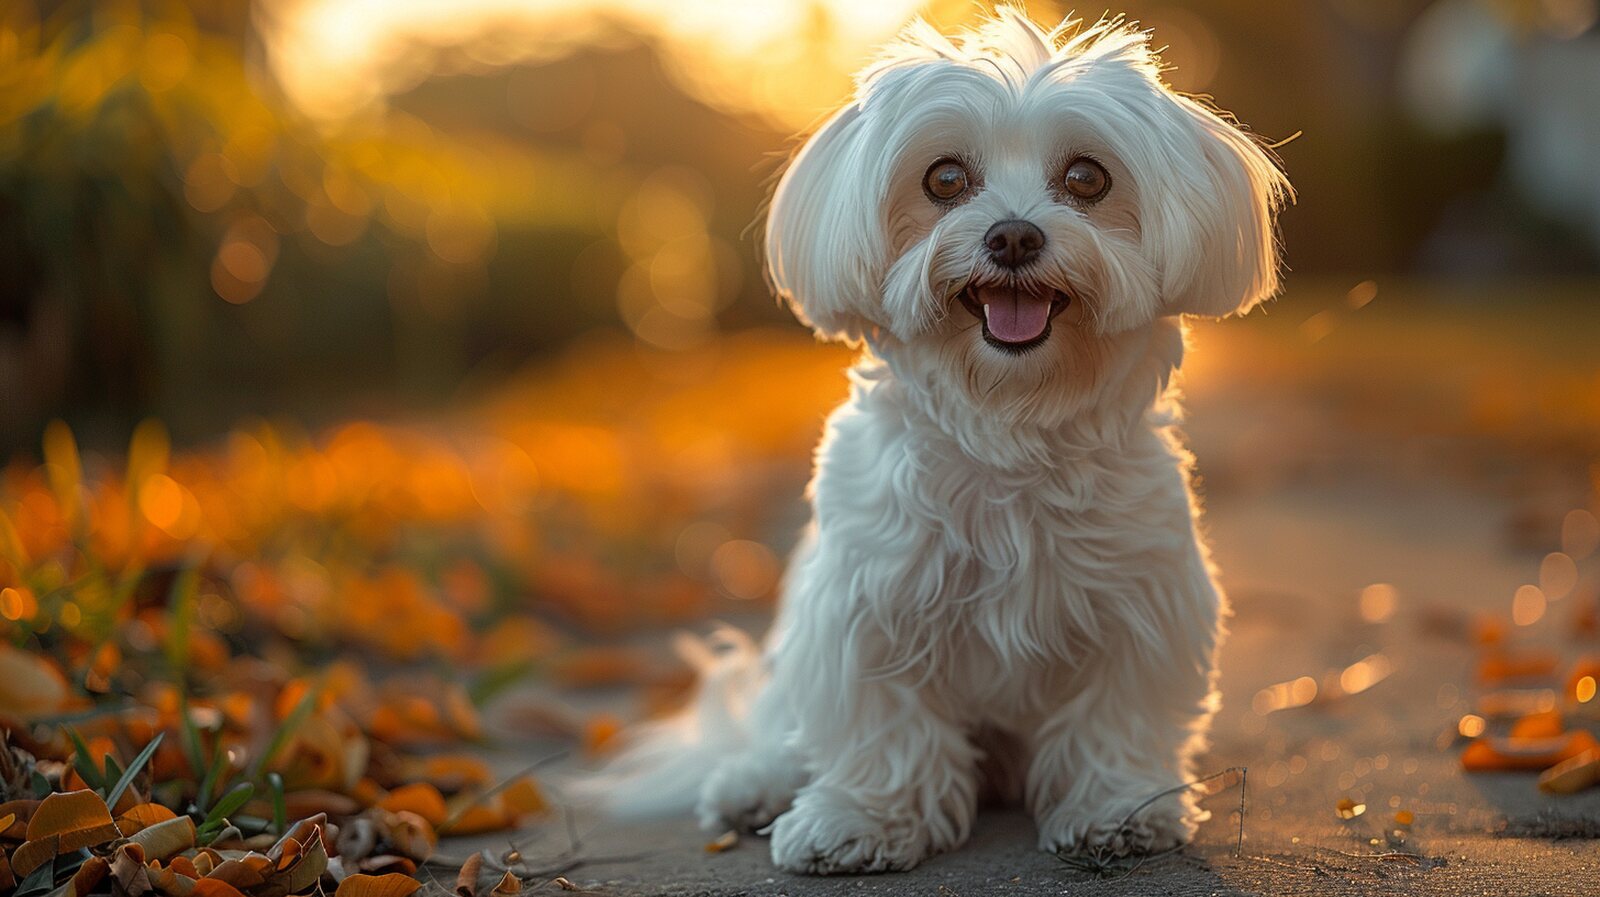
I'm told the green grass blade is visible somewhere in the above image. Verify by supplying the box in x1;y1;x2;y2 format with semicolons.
106;733;163;809
195;739;225;815
66;728;104;791
198;782;255;842
267;772;286;835
165;566;198;684
249;684;318;782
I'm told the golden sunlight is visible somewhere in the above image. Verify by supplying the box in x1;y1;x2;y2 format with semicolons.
258;0;930;126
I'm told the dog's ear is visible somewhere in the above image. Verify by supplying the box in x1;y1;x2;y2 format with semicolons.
1154;99;1292;319
764;106;888;343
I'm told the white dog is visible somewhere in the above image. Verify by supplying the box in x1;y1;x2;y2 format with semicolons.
588;7;1289;874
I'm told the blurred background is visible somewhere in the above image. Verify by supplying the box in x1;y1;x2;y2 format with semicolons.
3;0;1598;452
2;0;1600;836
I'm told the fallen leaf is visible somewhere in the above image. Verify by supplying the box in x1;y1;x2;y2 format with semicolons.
1539;748;1600;794
115;802;178;836
377;783;447;826
499;778;547;817
0;800;38;838
455;851;484;897
1510;710;1565;739
192;879;249;897
383;809;437;863
128;814;197;860
1335;797;1366;820
332;869;425;895
0;645;69;720
1462;730;1600;771
491;870;521;896
12;789;121;875
705;830;738;853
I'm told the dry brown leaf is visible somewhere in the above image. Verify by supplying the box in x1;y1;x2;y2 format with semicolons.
110;843;154;897
204;854;274;891
149;859;200;897
377;783;447;826
704;830;738;853
409;755;493;792
61;854;109;897
455;852;485;897
115;802;178;836
499;779;547;817
490;870;521;896
295;788;363;819
192;878;250;897
439;799;512;837
334;873;424;897
0;644;69;719
129;814;197;861
383;809;437;863
0;799;38;839
12;789;121;876
357;856;418;878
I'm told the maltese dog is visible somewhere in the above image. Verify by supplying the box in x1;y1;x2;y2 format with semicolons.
589;6;1289;874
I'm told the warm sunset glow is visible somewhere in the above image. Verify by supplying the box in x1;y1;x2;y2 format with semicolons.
257;0;927;127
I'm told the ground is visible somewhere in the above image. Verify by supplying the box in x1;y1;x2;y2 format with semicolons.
459;293;1600;896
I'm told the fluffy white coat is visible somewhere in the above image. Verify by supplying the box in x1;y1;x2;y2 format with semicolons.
588;8;1291;874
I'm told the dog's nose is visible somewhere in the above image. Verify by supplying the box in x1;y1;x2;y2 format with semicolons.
983;219;1045;269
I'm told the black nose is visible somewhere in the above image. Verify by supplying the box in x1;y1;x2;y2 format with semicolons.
983;219;1045;269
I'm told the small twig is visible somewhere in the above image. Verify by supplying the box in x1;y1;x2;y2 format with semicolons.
1312;846;1423;864
441;750;570;832
1055;765;1249;878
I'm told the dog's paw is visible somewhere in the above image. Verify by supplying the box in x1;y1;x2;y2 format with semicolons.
1038;788;1196;861
696;754;805;833
769;790;928;874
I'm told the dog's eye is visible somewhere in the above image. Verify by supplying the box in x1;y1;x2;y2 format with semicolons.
1062;157;1110;203
923;159;971;203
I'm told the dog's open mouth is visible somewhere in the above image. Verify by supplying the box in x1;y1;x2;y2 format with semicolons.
958;284;1071;353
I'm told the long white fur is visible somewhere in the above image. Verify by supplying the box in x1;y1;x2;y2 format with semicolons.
586;7;1290;874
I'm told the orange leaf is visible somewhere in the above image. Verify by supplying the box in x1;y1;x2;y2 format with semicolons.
1462;730;1599;771
1540;747;1600;794
12;789;120;874
1510;710;1564;739
490;871;520;896
0;800;38;839
583;714;623;757
334;873;423;897
115;803;177;836
0;645;69;719
377;783;448;827
499;778;547;817
411;755;492;792
192;878;248;897
439;800;511;837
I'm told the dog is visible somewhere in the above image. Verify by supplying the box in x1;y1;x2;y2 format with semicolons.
587;7;1290;875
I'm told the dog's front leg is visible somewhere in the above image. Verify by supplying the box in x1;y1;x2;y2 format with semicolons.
1028;574;1220;859
767;671;979;874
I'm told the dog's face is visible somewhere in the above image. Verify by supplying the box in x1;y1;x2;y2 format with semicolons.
766;10;1290;422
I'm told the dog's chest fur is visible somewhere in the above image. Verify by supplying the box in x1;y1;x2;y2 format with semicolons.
812;363;1199;727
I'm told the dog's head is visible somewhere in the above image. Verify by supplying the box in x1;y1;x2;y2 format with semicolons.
765;9;1290;420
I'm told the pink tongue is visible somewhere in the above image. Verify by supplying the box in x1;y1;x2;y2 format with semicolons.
977;285;1053;343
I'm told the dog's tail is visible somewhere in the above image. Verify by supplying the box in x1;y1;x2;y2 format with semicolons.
570;625;763;819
